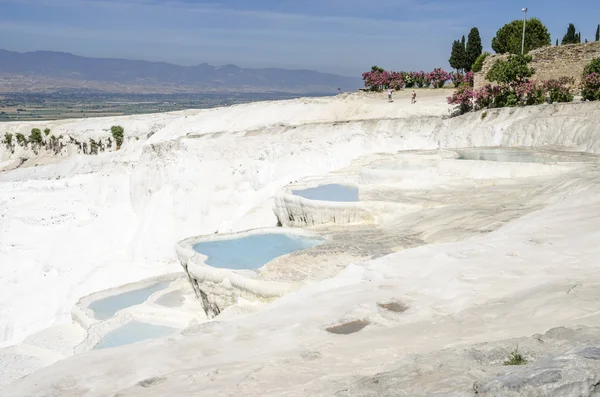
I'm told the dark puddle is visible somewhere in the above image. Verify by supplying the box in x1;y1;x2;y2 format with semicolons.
377;301;409;313
326;320;370;335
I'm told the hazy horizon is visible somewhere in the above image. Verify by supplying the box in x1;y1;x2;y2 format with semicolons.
2;0;600;76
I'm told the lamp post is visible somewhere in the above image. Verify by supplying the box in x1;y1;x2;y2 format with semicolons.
521;7;528;55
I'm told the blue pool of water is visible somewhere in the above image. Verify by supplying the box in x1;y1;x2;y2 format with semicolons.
193;233;324;270
93;321;177;350
292;184;359;202
88;281;170;320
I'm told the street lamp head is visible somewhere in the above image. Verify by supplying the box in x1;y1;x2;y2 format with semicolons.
522;7;528;12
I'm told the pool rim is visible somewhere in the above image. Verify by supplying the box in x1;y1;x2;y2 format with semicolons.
72;273;182;330
176;227;326;300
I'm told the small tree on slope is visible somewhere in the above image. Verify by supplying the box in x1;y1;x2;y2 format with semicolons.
465;27;483;72
110;126;124;150
449;40;466;72
562;23;579;45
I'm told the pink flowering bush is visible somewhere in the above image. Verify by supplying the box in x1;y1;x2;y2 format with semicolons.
473;84;495;109
465;71;475;87
581;72;600;101
428;68;451;88
388;71;405;90
516;80;546;106
424;73;433;88
362;69;406;90
362;70;392;90
447;83;474;114
410;71;428;88
450;71;475;88
473;84;506;109
450;72;465;88
543;77;574;103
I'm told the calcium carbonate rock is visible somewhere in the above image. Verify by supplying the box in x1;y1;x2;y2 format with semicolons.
336;327;600;397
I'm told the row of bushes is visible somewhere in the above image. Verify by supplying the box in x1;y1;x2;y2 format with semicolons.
448;56;600;115
448;78;575;114
362;67;456;90
2;125;126;154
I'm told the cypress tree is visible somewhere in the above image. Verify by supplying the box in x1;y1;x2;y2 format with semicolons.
449;40;462;71
596;25;599;41
556;38;559;46
449;38;468;72
465;27;483;72
460;35;468;71
561;23;578;44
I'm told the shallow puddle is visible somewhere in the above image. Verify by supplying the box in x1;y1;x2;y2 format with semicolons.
377;301;409;313
326;320;370;335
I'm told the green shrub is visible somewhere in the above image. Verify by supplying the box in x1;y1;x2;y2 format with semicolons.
472;52;490;73
110;125;124;150
486;54;535;85
583;58;600;76
504;348;527;366
89;139;99;155
15;133;27;146
3;132;13;146
29;128;43;145
44;128;50;136
481;111;488;119
492;18;551;54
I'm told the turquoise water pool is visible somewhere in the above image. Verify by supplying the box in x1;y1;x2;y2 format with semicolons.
192;233;324;270
292;184;359;202
88;281;170;320
93;321;177;350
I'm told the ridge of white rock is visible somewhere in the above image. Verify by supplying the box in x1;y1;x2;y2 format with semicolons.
1;91;600;396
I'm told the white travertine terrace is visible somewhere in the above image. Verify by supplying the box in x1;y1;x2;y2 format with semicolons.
2;91;600;395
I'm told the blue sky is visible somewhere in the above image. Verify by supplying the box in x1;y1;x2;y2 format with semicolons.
1;0;599;76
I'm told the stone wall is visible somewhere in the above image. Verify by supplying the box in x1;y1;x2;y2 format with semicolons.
474;42;600;89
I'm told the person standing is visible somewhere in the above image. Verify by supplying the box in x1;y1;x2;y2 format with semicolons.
411;90;417;104
388;87;394;102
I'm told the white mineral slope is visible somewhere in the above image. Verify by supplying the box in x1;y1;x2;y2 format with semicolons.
0;92;450;348
5;167;600;397
0;92;598;358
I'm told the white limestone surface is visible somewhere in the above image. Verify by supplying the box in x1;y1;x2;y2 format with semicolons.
5;167;600;397
0;92;451;349
1;92;600;395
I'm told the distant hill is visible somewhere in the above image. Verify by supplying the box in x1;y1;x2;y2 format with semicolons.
0;50;361;94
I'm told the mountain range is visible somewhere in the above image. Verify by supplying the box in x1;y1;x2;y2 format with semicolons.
0;50;361;94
